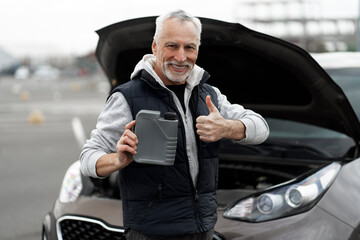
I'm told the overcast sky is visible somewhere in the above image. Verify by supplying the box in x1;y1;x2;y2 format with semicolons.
0;0;358;59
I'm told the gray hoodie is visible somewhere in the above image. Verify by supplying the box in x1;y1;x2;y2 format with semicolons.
80;54;269;185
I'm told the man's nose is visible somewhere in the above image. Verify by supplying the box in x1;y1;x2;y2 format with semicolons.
174;48;186;62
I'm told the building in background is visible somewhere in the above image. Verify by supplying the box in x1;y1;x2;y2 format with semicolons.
234;0;359;52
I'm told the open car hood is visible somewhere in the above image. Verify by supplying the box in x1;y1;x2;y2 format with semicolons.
95;16;360;143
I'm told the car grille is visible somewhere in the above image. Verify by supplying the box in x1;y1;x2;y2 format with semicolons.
57;215;224;240
57;216;124;240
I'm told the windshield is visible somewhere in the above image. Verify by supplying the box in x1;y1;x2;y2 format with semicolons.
265;118;353;158
326;68;360;122
263;67;359;159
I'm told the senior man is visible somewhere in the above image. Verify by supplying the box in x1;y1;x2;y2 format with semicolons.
80;9;269;240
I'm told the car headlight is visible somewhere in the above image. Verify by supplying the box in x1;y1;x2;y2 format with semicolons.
223;162;341;222
58;161;83;203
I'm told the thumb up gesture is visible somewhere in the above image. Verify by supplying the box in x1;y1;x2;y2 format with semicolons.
196;95;227;142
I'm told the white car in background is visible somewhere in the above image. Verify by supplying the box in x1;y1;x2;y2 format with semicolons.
33;64;60;80
14;66;30;79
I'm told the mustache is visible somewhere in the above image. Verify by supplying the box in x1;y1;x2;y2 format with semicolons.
165;61;192;68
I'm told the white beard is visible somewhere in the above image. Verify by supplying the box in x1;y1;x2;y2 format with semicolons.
163;61;193;83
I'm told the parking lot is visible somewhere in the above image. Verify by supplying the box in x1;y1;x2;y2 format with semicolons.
0;75;109;239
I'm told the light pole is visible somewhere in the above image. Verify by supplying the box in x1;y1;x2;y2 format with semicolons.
358;0;360;51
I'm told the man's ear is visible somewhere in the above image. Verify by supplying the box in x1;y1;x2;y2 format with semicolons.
152;40;157;56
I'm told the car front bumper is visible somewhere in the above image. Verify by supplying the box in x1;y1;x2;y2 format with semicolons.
215;205;354;240
43;197;124;240
44;191;357;240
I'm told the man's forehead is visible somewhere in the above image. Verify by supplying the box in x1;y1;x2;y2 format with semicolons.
160;19;199;44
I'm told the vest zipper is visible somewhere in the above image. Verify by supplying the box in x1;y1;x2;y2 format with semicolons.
167;87;204;229
194;189;205;231
193;85;205;231
158;183;163;200
146;81;204;230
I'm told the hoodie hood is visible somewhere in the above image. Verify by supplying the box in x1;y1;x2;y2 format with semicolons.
131;54;205;89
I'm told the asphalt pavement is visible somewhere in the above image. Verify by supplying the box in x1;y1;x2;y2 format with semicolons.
0;75;109;240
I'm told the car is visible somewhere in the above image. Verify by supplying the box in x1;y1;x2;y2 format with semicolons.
42;16;360;240
14;66;31;79
33;64;60;80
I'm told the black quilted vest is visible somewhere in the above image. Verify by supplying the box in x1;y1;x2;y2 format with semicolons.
111;70;220;238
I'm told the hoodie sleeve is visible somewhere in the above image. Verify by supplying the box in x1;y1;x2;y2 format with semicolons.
213;86;269;144
79;92;133;178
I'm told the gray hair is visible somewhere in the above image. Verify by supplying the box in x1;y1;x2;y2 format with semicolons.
154;10;202;47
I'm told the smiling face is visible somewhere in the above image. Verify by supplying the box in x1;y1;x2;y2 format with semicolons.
152;18;199;85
